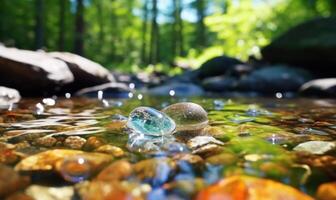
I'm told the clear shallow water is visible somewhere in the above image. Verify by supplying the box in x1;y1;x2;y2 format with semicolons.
0;97;335;199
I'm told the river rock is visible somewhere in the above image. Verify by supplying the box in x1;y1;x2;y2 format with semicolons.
94;145;125;157
49;52;115;92
293;141;336;155
25;185;74;200
300;78;336;97
0;164;30;198
238;65;312;93
133;157;176;186
14;149;112;180
198;56;244;79
96;160;132;182
77;180;145;200
195;175;313;200
75;82;131;98
316;182;336;200
0;46;74;96
147;83;204;97
162;102;208;132
201;76;237;92
261;17;336;77
64;136;87;150
0;86;21;107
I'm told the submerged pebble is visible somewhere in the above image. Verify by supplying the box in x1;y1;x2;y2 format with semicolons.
127;107;176;136
64;136;87;150
162;102;208;132
293;141;336;155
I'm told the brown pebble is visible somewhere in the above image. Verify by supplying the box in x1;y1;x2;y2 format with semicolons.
316;182;336;200
94;145;125;157
64;136;86;150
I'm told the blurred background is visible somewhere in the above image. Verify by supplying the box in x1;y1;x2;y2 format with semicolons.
1;0;335;73
0;0;335;98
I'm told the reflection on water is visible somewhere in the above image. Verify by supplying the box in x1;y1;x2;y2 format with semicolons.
0;97;335;199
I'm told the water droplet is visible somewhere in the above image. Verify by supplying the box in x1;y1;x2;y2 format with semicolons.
8;103;14;111
97;90;103;100
266;134;286;145
60;156;91;183
213;100;225;110
129;83;135;89
35;103;44;115
275;92;283;99
42;98;56;106
102;99;109;107
65;93;71;99
137;94;143;100
169;90;175;97
128;92;134;98
127;107;176;136
163;141;189;154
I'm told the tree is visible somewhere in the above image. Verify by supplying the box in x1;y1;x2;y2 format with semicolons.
172;0;184;58
141;0;149;64
58;0;66;51
35;0;45;50
195;0;206;48
74;0;84;56
149;0;160;64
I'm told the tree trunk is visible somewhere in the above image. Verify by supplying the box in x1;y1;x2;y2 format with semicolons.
195;0;206;48
34;0;44;50
141;0;149;64
74;0;84;56
58;0;65;51
96;0;104;46
172;0;184;58
330;0;336;14
149;0;159;64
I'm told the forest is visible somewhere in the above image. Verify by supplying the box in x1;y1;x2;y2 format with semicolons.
0;0;335;74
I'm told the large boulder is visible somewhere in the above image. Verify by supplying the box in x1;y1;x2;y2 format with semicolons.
0;46;114;96
237;65;312;93
0;46;74;96
261;17;336;77
198;56;245;79
300;78;336;97
49;52;115;92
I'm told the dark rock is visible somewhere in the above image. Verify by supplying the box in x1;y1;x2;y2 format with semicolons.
198;56;244;79
75;82;132;98
166;70;199;84
49;52;115;92
261;17;336;77
300;78;336;97
0;46;74;96
148;83;204;97
0;164;30;198
0;86;21;107
201;76;237;92
237;65;312;93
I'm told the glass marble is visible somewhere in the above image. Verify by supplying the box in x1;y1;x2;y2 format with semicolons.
162;102;208;132
127;107;176;136
60;156;91;183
